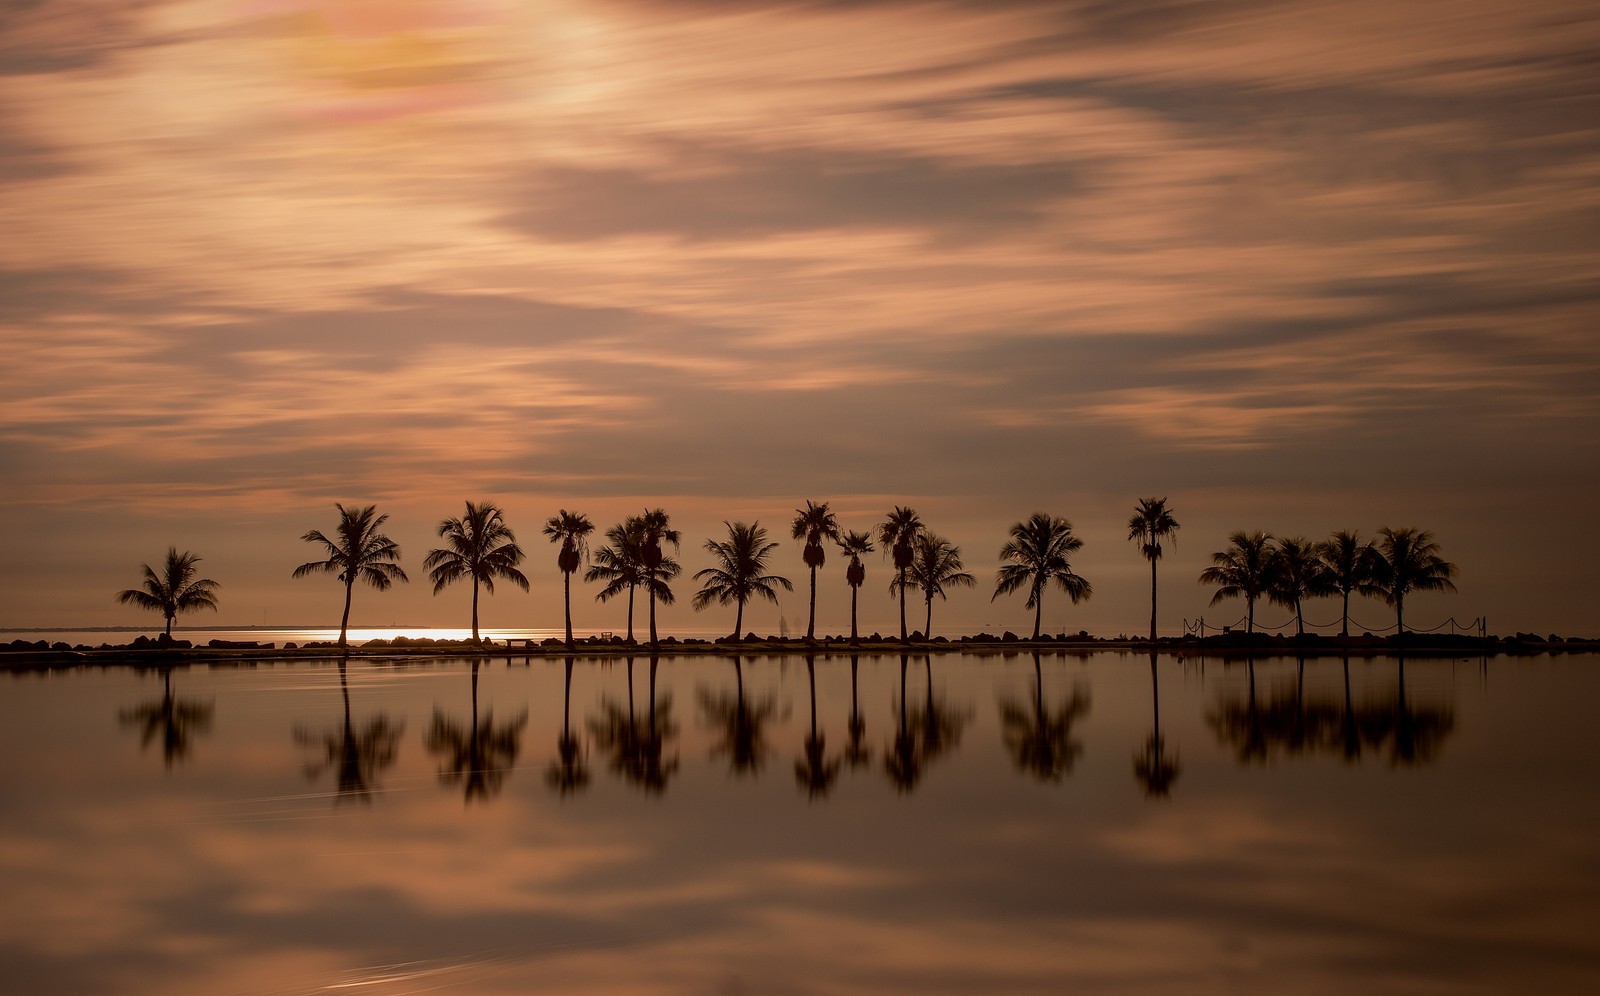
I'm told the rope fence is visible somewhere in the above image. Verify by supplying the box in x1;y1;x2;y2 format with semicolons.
1183;614;1487;638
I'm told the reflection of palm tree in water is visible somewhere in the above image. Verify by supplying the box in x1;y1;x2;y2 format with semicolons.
844;655;871;771
795;655;841;798
999;651;1090;784
547;656;589;796
885;655;970;793
120;667;214;769
294;657;404;803
1389;655;1454;767
589;656;679;793
1132;652;1179;797
698;655;777;777
425;660;527;803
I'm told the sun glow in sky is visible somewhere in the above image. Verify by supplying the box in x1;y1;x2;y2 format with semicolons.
2;0;1598;636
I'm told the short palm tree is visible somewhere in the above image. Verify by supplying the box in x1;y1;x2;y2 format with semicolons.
1319;530;1382;637
423;501;529;644
1267;536;1331;636
115;547;221;637
836;530;875;644
898;533;975;640
1198;531;1276;634
1127;497;1180;643
585;517;646;641
692;521;794;641
638;508;681;647
993;512;1093;640
791;500;841;642
292;504;408;647
1371;527;1458;635
878;506;924;642
543;509;595;648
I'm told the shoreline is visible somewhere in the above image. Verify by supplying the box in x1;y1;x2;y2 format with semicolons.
4;631;1596;668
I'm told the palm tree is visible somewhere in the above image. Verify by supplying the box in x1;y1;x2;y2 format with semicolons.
1127;497;1180;644
638;508;681;648
877;506;924;642
115;547;220;637
898;533;975;640
1319;531;1383;637
543;510;595;648
791;500;841;642
1198;531;1276;634
1267;536;1331;636
993;513;1092;640
837;531;875;645
292;504;408;648
1371;527;1458;636
423;501;529;645
586;517;647;641
692;521;793;641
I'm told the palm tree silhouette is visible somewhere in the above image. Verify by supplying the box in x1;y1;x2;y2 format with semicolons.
698;655;778;777
899;533;974;640
1127;498;1180;644
293;658;404;803
546;656;589;796
844;654;871;770
638;508;681;649
836;531;875;645
119;667;214;768
692;521;793;641
1267;536;1331;636
877;506;924;642
1371;528;1458;636
1319;531;1382;637
998;652;1090;782
423;501;529;645
292;504;408;648
544;510;595;649
1199;531;1276;634
424;661;527;803
795;656;842;798
993;513;1092;640
586;517;647;642
115;548;220;637
1132;652;1180;797
791;500;841;642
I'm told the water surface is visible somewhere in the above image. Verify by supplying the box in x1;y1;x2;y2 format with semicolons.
1;651;1596;993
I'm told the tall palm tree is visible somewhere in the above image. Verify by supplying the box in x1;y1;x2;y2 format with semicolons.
543;509;595;648
1198;531;1276;634
1267;536;1331;636
423;501;528;644
993;513;1093;640
586;517;647;641
692;521;793;641
115;547;220;637
899;533;975;640
1127;497;1180;644
1371;527;1458;636
292;504;408;648
1319;531;1383;638
638;508;681;648
837;530;875;645
877;506;924;642
791;500;841;642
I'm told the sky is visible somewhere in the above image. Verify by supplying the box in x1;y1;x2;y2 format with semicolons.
2;0;1598;638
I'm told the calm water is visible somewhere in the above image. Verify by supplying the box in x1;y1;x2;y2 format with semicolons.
1;651;1597;994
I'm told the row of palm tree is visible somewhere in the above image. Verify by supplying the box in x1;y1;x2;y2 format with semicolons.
1200;528;1457;636
114;497;1456;645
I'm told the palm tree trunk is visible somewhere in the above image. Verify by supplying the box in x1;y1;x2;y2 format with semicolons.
1246;595;1255;635
649;588;658;648
898;569;908;641
340;579;355;647
850;585;859;644
563;571;573;647
1032;584;1043;641
807;565;817;641
1150;557;1158;644
471;579;481;644
1396;595;1405;637
733;597;744;642
165;612;174;638
924;596;932;641
625;584;636;642
1295;598;1304;636
1341;590;1351;638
